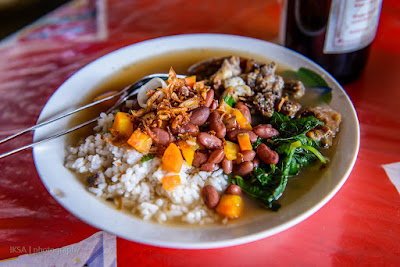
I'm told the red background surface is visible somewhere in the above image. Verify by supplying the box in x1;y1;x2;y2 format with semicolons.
0;0;399;265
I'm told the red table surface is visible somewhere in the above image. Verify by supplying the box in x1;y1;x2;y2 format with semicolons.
0;0;399;266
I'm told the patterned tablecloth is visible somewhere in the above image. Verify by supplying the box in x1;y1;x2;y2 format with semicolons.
0;0;399;265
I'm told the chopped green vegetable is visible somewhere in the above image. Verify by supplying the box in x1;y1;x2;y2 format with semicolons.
140;153;156;163
298;145;326;164
229;175;280;210
252;137;263;150
297;68;329;87
253;166;276;186
231;112;327;210
223;94;236;107
270;112;324;140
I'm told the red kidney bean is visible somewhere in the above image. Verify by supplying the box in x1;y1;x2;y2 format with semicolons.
201;185;220;209
253;157;261;168
189;106;210;125
209;111;226;139
235;102;252;124
150;127;171;146
241;150;256;161
234;154;243;165
227;129;258;143
234;161;254;176
197;132;223;150
225;184;242;196
234;150;256;164
208;149;225;164
192;151;209;167
256;143;279;165
253;124;279;139
184;123;199;134
224;116;238;132
200;162;216;172
210;99;219;110
222;157;233;175
170;123;198;135
204;89;214;108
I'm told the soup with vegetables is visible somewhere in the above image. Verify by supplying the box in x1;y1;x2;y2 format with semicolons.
65;50;341;225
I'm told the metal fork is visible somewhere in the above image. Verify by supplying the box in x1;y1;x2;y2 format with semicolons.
0;73;185;159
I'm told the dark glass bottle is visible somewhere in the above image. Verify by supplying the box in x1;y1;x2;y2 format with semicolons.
281;0;382;84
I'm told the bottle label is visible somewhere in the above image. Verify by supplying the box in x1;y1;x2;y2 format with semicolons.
324;0;383;54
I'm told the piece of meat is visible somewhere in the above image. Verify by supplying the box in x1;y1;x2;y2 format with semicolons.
187;56;230;80
277;97;302;117
222;76;254;101
299;106;342;147
188;56;246;83
253;92;277;117
210;56;242;89
245;70;258;88
270;75;284;96
284;80;306;99
245;62;284;97
260;62;277;76
244;58;261;73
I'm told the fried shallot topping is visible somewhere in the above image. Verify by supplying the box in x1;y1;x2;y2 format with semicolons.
134;68;211;133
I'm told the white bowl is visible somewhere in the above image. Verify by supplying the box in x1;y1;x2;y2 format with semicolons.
33;34;359;249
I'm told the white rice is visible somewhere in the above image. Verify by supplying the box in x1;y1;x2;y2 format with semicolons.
65;111;229;224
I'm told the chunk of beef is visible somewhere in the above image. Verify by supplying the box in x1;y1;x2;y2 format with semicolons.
245;62;284;97
245;70;258;88
244;58;261;73
253;92;277;117
298;106;342;147
260;62;277;76
284;80;305;99
187;56;230;80
210;56;242;89
278;98;302;117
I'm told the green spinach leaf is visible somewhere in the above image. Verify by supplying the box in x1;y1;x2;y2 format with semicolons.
271;112;324;140
232;113;327;211
297;67;329;87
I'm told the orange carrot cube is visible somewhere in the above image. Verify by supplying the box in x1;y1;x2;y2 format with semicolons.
111;112;134;138
162;175;181;192
216;194;243;218
178;140;196;167
237;133;252;151
224;140;240;161
127;129;152;153
162;143;184;173
232;109;252;130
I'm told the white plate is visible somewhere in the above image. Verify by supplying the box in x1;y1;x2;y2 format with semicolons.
33;34;360;249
